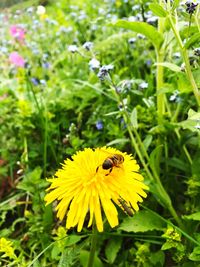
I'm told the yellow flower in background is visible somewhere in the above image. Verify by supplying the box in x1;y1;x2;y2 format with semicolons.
45;147;148;232
0;238;16;259
36;5;47;20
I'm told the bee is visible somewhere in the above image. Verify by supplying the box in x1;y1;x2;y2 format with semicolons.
118;198;133;217
96;154;124;175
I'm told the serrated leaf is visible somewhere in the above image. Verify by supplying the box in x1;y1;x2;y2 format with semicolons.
119;210;165;232
105;238;121;264
113;20;163;48
154;62;181;72
183;212;200;221
149;3;168;17
184;33;200;49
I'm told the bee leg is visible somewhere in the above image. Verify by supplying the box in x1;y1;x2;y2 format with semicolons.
105;167;113;176
96;166;99;173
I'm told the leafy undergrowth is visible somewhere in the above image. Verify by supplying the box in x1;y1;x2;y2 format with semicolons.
0;0;200;266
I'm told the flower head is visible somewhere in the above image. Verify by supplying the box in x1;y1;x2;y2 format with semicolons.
36;5;46;15
68;45;78;53
9;52;25;67
45;147;148;232
10;25;25;43
0;238;16;259
185;1;198;14
89;58;100;71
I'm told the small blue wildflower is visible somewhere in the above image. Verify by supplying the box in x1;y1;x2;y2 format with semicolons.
128;16;137;22
0;46;8;53
121;80;132;91
27;7;34;13
128;37;136;44
40;79;46;85
96;121;103;130
145;59;152;67
89;58;100;71
194;48;200;57
139;81;148;90
169;90;181;102
42;62;50;69
132;5;140;11
78;12;87;21
97;65;114;81
42;53;49;60
33;19;39;25
31;77;40;86
83;42;93;51
91;24;98;31
137;34;145;39
68;45;78;53
185;1;198;14
146;16;158;26
173;52;181;59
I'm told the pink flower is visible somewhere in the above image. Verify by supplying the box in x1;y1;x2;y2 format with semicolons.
9;52;25;67
10;25;25;42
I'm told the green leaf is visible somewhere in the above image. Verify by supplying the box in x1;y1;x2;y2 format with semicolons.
178;109;200;132
149;145;163;177
58;249;77;267
154;62;181;72
150;250;165;266
113;20;163;48
119;210;165;232
143;134;153;151
167;157;189;172
80;251;103;267
172;0;180;10
130;107;138;128
105;238;121;264
184;33;200;49
106;138;129;146
183;212;200;221
189;247;200;261
149;3;168;17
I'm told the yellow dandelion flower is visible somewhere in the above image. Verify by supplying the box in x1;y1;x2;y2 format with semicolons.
44;147;148;232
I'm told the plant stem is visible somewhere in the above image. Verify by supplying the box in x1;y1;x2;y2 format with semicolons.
87;226;97;267
168;14;200;105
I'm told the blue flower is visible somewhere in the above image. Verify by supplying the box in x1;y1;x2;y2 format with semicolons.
97;64;114;81
96;121;103;130
68;45;78;53
31;77;40;86
89;58;100;71
83;42;93;51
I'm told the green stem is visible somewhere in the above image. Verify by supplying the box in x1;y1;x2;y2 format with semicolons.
168;14;200;105
175;129;193;165
195;5;200;33
109;76;183;228
87;226;97;267
43;105;48;178
182;49;200;105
